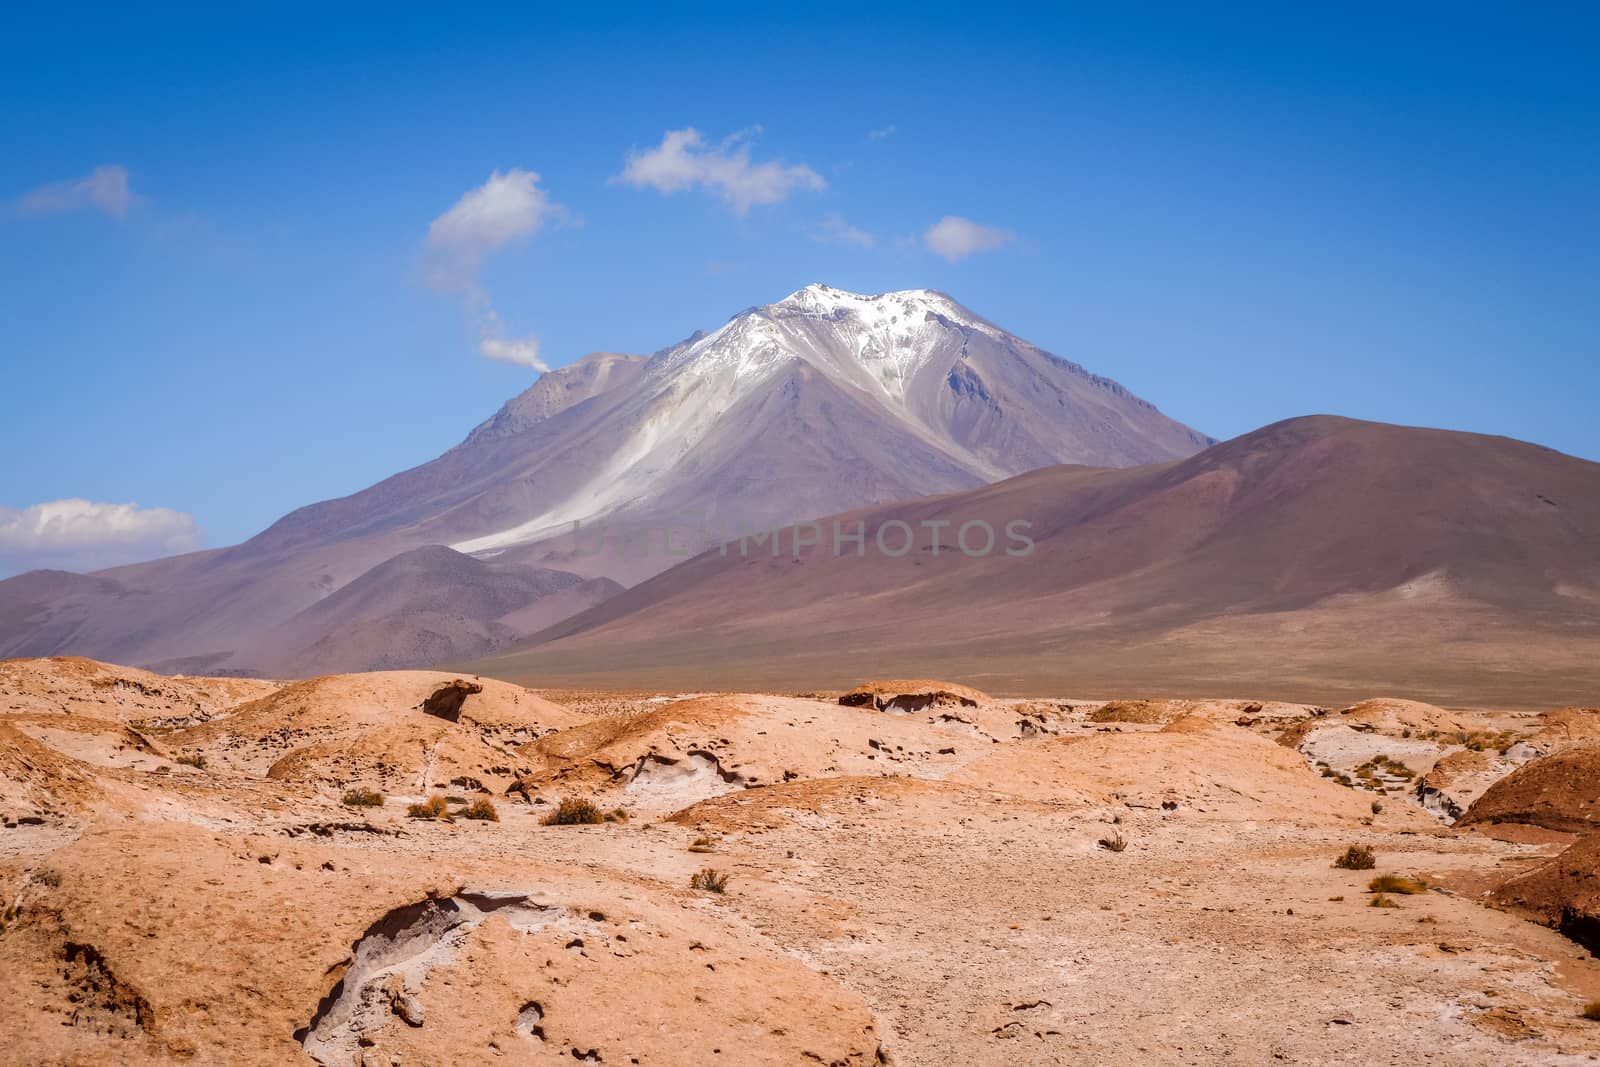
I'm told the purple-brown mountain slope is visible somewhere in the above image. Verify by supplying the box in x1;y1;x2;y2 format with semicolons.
472;416;1600;707
0;286;1207;675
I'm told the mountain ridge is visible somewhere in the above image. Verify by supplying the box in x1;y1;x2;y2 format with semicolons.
0;284;1208;675
470;414;1600;707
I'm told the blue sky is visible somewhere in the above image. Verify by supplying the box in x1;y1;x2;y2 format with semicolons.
1;3;1596;571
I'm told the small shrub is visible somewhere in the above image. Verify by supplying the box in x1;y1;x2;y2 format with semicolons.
603;807;629;823
1334;845;1376;870
1583;1001;1600;1022
341;788;385;808
1370;893;1400;909
1371;799;1384;815
1368;874;1427;895
1098;832;1127;853
542;798;604;826
464;798;499;821
406;795;449;820
690;868;730;893
175;754;206;769
688;836;716;853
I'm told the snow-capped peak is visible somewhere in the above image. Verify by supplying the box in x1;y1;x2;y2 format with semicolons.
771;283;969;324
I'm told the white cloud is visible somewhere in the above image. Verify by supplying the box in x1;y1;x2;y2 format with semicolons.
868;124;896;142
422;168;560;292
812;212;876;248
614;127;825;214
17;165;135;220
0;499;202;575
423;170;562;371
923;215;1014;262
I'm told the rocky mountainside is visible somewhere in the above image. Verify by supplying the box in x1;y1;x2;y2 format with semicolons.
0;285;1206;675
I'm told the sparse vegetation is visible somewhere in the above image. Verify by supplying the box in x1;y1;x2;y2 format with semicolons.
1352;755;1415;789
603;807;629;823
1371;799;1384;815
688;836;716;853
1418;728;1519;754
1583;1001;1600;1022
690;868;730;893
175;753;206;769
1098;832;1128;853
341;788;385;808
542;797;604;825
1370;893;1400;908
406;794;449;820
1458;729;1518;753
464;798;499;821
1368;874;1427;895
1334;845;1376;870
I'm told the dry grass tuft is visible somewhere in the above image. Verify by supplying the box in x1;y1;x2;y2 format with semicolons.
542;797;604;826
341;788;385;808
1334;845;1376;870
690;868;731;893
1370;893;1401;909
464;798;499;821
406;795;449;820
1098;832;1128;853
1368;874;1428;895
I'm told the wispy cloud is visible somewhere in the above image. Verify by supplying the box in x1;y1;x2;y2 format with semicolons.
613;127;825;214
423;169;564;370
811;212;876;249
423;169;560;291
0;499;201;575
867;124;896;142
923;215;1014;262
16;165;135;220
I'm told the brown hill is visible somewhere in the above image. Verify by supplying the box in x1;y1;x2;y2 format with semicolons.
0;655;277;726
513;693;1001;818
167;671;579;793
476;416;1600;706
246;545;621;675
1459;740;1600;833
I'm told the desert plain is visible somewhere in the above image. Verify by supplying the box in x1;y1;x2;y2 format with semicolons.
3;656;1599;1065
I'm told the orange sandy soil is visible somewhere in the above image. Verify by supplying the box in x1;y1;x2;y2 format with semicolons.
3;657;1599;1065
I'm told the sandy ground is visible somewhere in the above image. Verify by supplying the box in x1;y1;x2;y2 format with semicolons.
2;659;1598;1065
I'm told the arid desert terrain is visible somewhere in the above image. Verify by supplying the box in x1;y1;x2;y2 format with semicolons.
4;656;1599;1065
